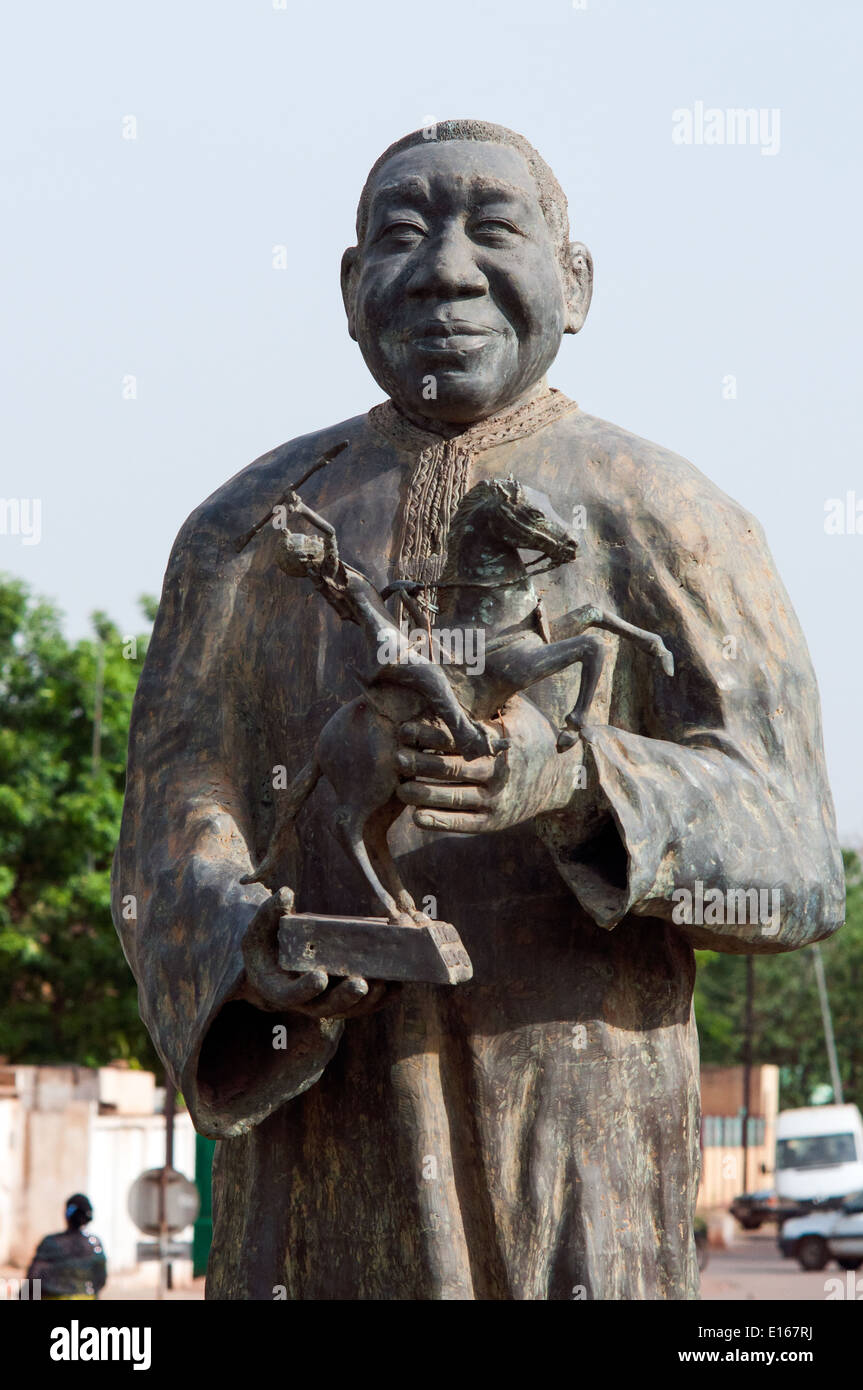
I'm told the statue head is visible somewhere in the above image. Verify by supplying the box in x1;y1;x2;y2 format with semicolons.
341;120;593;428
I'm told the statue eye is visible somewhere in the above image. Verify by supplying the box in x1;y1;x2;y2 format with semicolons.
472;218;522;242
378;221;426;246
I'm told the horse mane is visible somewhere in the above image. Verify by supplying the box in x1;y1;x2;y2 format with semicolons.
447;477;521;541
439;477;524;586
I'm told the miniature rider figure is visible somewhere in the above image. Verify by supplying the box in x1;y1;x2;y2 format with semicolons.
275;489;501;761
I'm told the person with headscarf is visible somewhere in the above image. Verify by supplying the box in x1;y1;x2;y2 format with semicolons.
26;1194;107;1300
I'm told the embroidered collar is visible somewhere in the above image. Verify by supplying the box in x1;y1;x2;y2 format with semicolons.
368;385;578;454
366;386;579;603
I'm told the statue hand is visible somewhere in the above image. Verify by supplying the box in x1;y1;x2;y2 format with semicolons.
240;887;389;1019
395;693;593;834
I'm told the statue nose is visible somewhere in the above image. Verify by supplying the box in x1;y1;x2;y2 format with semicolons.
406;230;488;298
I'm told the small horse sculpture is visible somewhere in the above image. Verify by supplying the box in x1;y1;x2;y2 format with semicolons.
241;478;673;925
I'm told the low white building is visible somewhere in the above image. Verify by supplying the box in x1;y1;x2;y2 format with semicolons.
0;1064;196;1275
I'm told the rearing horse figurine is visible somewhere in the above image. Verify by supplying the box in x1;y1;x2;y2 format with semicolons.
241;476;673;925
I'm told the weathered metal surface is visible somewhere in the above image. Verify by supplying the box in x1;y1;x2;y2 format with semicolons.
112;119;845;1301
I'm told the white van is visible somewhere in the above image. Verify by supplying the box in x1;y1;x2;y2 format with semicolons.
775;1104;863;1203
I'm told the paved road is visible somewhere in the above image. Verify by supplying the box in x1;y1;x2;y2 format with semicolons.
9;1233;858;1302
105;1236;860;1301
700;1228;861;1300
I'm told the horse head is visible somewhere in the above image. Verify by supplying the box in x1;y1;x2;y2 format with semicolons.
457;477;578;569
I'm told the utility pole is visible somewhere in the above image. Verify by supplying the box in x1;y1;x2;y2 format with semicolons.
741;955;754;1192
91;639;104;773
812;944;843;1104
155;1088;177;1297
86;639;105;876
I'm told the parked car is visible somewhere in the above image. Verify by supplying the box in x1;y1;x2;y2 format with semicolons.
730;1188;845;1230
779;1190;863;1270
731;1190;792;1229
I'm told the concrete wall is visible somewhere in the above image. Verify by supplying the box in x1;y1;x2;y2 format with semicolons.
0;1095;22;1269
89;1112;196;1271
697;1063;780;1213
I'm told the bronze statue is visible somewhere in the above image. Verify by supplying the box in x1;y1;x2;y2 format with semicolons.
113;119;844;1300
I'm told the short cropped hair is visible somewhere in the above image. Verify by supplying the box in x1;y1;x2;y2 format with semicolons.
354;119;571;261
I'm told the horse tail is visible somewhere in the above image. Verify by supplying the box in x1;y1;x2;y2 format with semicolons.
240;757;321;885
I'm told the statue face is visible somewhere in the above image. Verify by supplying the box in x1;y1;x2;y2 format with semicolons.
342;141;589;425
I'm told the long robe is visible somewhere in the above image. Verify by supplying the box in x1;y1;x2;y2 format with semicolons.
112;386;844;1300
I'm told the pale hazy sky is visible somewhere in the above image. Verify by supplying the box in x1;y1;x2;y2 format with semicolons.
2;0;861;840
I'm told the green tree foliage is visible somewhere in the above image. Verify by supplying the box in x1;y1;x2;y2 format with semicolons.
0;575;158;1070
695;851;863;1108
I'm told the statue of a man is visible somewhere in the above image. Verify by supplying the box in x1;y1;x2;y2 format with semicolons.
113;120;844;1300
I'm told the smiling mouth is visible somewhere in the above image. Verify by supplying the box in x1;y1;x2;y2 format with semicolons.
407;320;502;353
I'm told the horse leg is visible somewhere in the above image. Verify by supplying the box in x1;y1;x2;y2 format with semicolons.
241;757;321;884
385;662;506;760
580;609;674;676
556;636;605;751
364;799;431;925
490;631;587;694
485;633;607;752
333;804;415;927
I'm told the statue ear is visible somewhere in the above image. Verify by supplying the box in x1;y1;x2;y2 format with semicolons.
563;241;593;335
340;247;360;341
507;476;524;503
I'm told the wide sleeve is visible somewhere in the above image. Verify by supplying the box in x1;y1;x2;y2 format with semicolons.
111;512;342;1139
536;487;845;954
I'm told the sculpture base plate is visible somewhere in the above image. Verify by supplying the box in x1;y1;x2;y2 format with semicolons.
277;914;473;985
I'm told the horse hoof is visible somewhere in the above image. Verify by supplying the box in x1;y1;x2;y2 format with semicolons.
651;639;674;677
411;910;434;926
556;729;579;753
461;727;495;760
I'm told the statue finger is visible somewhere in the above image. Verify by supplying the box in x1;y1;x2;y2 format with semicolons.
396;750;497;783
242;886;298;979
413;808;492;833
311;976;370;1018
398;782;487;810
399;720;456;752
280;969;330;1005
337;980;390;1017
251;967;329;1013
246;885;294;932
